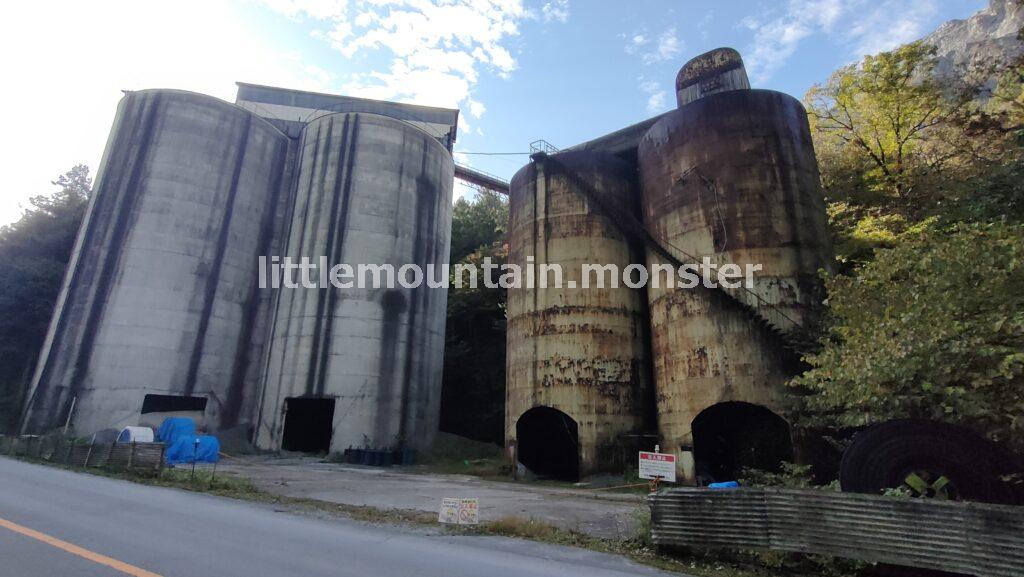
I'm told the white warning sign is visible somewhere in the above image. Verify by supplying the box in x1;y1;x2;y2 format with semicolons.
438;498;479;525
638;451;677;483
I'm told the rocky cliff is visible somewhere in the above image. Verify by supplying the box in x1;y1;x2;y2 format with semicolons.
923;0;1023;88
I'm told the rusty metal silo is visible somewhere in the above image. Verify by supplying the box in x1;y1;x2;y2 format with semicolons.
675;47;750;107
638;49;832;483
506;151;654;480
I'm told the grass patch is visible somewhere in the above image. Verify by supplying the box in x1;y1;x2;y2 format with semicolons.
77;463;440;526
146;468;262;496
413;432;508;478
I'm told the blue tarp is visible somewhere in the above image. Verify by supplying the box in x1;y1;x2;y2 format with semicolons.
708;481;740;489
156;417;195;446
165;435;220;465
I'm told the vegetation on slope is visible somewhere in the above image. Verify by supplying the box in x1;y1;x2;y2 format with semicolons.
794;33;1024;449
0;165;90;432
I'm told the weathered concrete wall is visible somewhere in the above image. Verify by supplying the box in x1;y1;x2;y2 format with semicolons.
641;89;832;335
506;151;654;477
21;90;291;435
254;112;453;454
638;88;831;482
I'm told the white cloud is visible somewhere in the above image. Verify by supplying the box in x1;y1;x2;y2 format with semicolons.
647;27;682;64
846;1;938;57
0;0;336;226
0;0;571;223
625;26;682;112
624;26;682;64
646;91;668;112
467;98;487;119
742;0;844;83
624;32;648;55
252;0;347;21
639;78;670;113
279;0;538;110
541;0;570;23
696;10;714;38
742;0;938;83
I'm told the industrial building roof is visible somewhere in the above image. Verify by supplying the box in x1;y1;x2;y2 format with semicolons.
235;82;459;150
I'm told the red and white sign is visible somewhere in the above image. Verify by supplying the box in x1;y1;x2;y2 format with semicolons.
638;451;676;483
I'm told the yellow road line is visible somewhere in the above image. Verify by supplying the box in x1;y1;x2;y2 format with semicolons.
0;516;163;577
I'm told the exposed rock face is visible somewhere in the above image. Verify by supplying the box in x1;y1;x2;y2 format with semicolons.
923;0;1024;89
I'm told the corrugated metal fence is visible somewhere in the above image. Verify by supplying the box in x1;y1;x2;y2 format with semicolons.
0;434;164;473
649;487;1024;577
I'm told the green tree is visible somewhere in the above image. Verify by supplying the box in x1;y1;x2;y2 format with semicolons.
0;165;91;432
807;40;1024;264
807;42;954;206
985;10;1024;135
449;189;508;262
439;189;509;444
790;223;1024;451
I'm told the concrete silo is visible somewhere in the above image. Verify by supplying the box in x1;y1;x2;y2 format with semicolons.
21;90;291;435
638;49;832;483
506;151;654;480
254;112;453;456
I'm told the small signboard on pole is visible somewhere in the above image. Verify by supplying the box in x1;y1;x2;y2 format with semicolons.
438;498;479;525
639;450;676;483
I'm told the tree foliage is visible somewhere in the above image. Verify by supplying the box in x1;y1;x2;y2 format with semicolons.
790;223;1024;451
439;189;509;444
807;42;950;205
449;188;509;263
797;29;1024;455
806;41;1024;265
0;165;91;432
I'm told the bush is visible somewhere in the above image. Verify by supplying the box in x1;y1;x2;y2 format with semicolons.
791;222;1024;452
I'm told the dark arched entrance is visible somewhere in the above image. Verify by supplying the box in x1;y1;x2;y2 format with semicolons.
516;407;579;481
692;402;792;483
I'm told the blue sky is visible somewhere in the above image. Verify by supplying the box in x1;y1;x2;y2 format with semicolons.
0;0;988;223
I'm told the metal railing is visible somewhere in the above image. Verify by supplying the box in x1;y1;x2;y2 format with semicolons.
529;140;559;154
649;487;1024;577
0;434;164;473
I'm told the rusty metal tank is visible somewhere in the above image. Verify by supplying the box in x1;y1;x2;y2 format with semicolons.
638;55;832;482
675;47;751;107
506;150;654;479
642;88;831;335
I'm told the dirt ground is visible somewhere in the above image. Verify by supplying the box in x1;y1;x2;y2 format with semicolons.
218;455;647;539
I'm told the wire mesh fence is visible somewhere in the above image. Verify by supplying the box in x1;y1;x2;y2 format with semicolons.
0;434;164;473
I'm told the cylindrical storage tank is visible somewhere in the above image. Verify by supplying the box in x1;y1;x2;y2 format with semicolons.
638;89;832;483
642;89;831;334
675;47;751;107
506;151;654;480
255;112;453;456
21;90;290;435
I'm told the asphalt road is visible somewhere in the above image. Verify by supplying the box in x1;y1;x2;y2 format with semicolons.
0;457;677;577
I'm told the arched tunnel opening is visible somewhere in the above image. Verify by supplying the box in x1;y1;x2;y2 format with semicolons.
692;401;793;483
516;407;579;481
